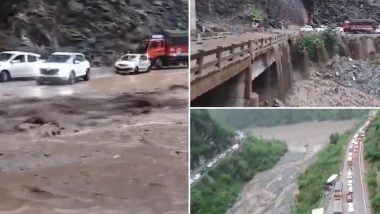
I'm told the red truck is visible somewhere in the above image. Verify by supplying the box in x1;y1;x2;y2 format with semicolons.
343;19;376;34
145;30;188;69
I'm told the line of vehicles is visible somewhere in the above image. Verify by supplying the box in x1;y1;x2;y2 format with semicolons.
331;122;369;214
0;30;188;84
190;131;246;185
300;19;380;34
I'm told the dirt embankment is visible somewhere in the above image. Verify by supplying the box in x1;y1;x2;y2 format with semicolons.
0;87;188;214
286;56;380;107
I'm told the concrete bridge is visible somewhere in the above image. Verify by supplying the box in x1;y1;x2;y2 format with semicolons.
190;31;299;107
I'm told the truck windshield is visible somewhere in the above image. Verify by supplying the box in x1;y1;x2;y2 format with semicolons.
0;53;15;62
121;55;137;61
47;55;71;63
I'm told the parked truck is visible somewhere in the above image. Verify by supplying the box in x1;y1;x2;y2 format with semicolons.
347;156;353;166
333;200;343;214
144;30;188;69
333;180;343;199
343;19;376;34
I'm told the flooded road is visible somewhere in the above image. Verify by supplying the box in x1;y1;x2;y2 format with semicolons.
0;67;187;100
0;67;188;213
227;120;357;214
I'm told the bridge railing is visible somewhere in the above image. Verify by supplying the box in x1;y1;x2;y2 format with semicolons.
190;34;288;78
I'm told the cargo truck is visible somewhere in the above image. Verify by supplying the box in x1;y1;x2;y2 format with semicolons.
144;30;188;69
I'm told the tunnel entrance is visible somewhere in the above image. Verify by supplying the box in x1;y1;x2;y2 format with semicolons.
252;62;279;102
191;71;246;107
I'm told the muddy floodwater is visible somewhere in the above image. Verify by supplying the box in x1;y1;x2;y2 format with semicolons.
227;120;357;214
0;68;188;214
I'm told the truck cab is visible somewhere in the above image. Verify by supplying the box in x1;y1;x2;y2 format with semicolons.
145;30;188;69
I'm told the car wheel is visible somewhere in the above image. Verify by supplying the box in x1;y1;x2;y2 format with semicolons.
68;71;76;85
155;58;163;70
36;79;44;85
84;68;90;81
146;66;151;73
134;67;139;74
0;70;10;82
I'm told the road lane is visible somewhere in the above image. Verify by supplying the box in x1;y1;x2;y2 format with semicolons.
190;133;245;185
339;123;370;214
0;67;187;100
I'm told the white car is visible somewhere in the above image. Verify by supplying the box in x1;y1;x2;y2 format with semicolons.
348;185;353;193
194;173;201;180
300;25;313;32
0;51;42;82
347;202;354;213
315;25;328;32
348;179;353;186
335;27;344;33
114;54;151;74
207;162;213;168
37;52;90;85
347;174;353;180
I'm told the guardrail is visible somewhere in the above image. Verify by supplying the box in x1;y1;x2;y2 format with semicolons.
190;34;288;77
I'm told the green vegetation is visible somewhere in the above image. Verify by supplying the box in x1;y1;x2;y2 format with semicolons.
364;112;380;213
321;28;338;55
191;110;235;170
294;130;354;213
251;7;264;22
297;28;338;62
297;33;324;61
191;135;287;214
210;109;367;129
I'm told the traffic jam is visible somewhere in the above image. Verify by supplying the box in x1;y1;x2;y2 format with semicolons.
0;30;188;85
300;19;380;34
331;119;371;214
190;131;245;185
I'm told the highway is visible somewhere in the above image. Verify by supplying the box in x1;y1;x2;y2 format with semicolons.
0;67;187;100
342;121;371;214
327;119;372;214
190;132;245;185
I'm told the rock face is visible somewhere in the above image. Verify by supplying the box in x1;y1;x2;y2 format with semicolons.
0;0;188;65
303;0;380;25
196;0;308;30
196;0;380;29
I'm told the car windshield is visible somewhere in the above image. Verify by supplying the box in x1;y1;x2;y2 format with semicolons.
47;55;71;63
121;55;138;61
0;53;15;62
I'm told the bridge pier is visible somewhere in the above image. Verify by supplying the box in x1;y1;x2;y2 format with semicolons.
225;71;246;107
191;33;298;107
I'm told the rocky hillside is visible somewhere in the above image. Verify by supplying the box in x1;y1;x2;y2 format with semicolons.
196;0;308;30
0;0;187;65
197;0;380;29
303;0;380;25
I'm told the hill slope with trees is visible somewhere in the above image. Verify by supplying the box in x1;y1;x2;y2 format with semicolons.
364;112;380;213
191;134;287;214
191;110;235;169
210;109;367;129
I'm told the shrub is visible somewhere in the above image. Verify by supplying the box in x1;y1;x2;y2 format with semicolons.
322;27;338;55
297;33;324;62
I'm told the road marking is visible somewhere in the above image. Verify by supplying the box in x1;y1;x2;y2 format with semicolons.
359;137;369;214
